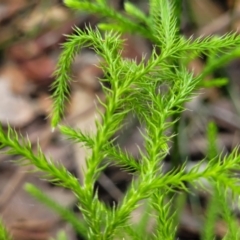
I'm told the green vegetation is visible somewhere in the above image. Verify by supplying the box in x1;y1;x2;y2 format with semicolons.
1;0;240;239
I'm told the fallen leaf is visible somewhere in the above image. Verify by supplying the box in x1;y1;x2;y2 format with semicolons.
20;55;55;85
0;76;35;127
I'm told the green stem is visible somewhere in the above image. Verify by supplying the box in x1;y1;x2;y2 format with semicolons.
171;111;181;169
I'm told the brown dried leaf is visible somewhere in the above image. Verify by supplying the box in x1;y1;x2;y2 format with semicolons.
20;55;55;85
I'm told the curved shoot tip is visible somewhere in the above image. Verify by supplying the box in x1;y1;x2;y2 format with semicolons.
51;116;59;132
51;113;60;130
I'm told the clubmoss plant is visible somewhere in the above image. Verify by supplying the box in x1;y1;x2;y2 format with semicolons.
1;0;240;239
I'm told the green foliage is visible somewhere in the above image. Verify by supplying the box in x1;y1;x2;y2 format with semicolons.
202;123;240;240
200;78;228;88
201;184;240;240
24;183;88;238
55;230;68;240
1;0;240;239
0;219;11;240
201;122;219;240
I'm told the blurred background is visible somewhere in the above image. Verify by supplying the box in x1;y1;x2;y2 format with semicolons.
0;0;240;239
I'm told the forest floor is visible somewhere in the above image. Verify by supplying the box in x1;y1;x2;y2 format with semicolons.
0;0;240;239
